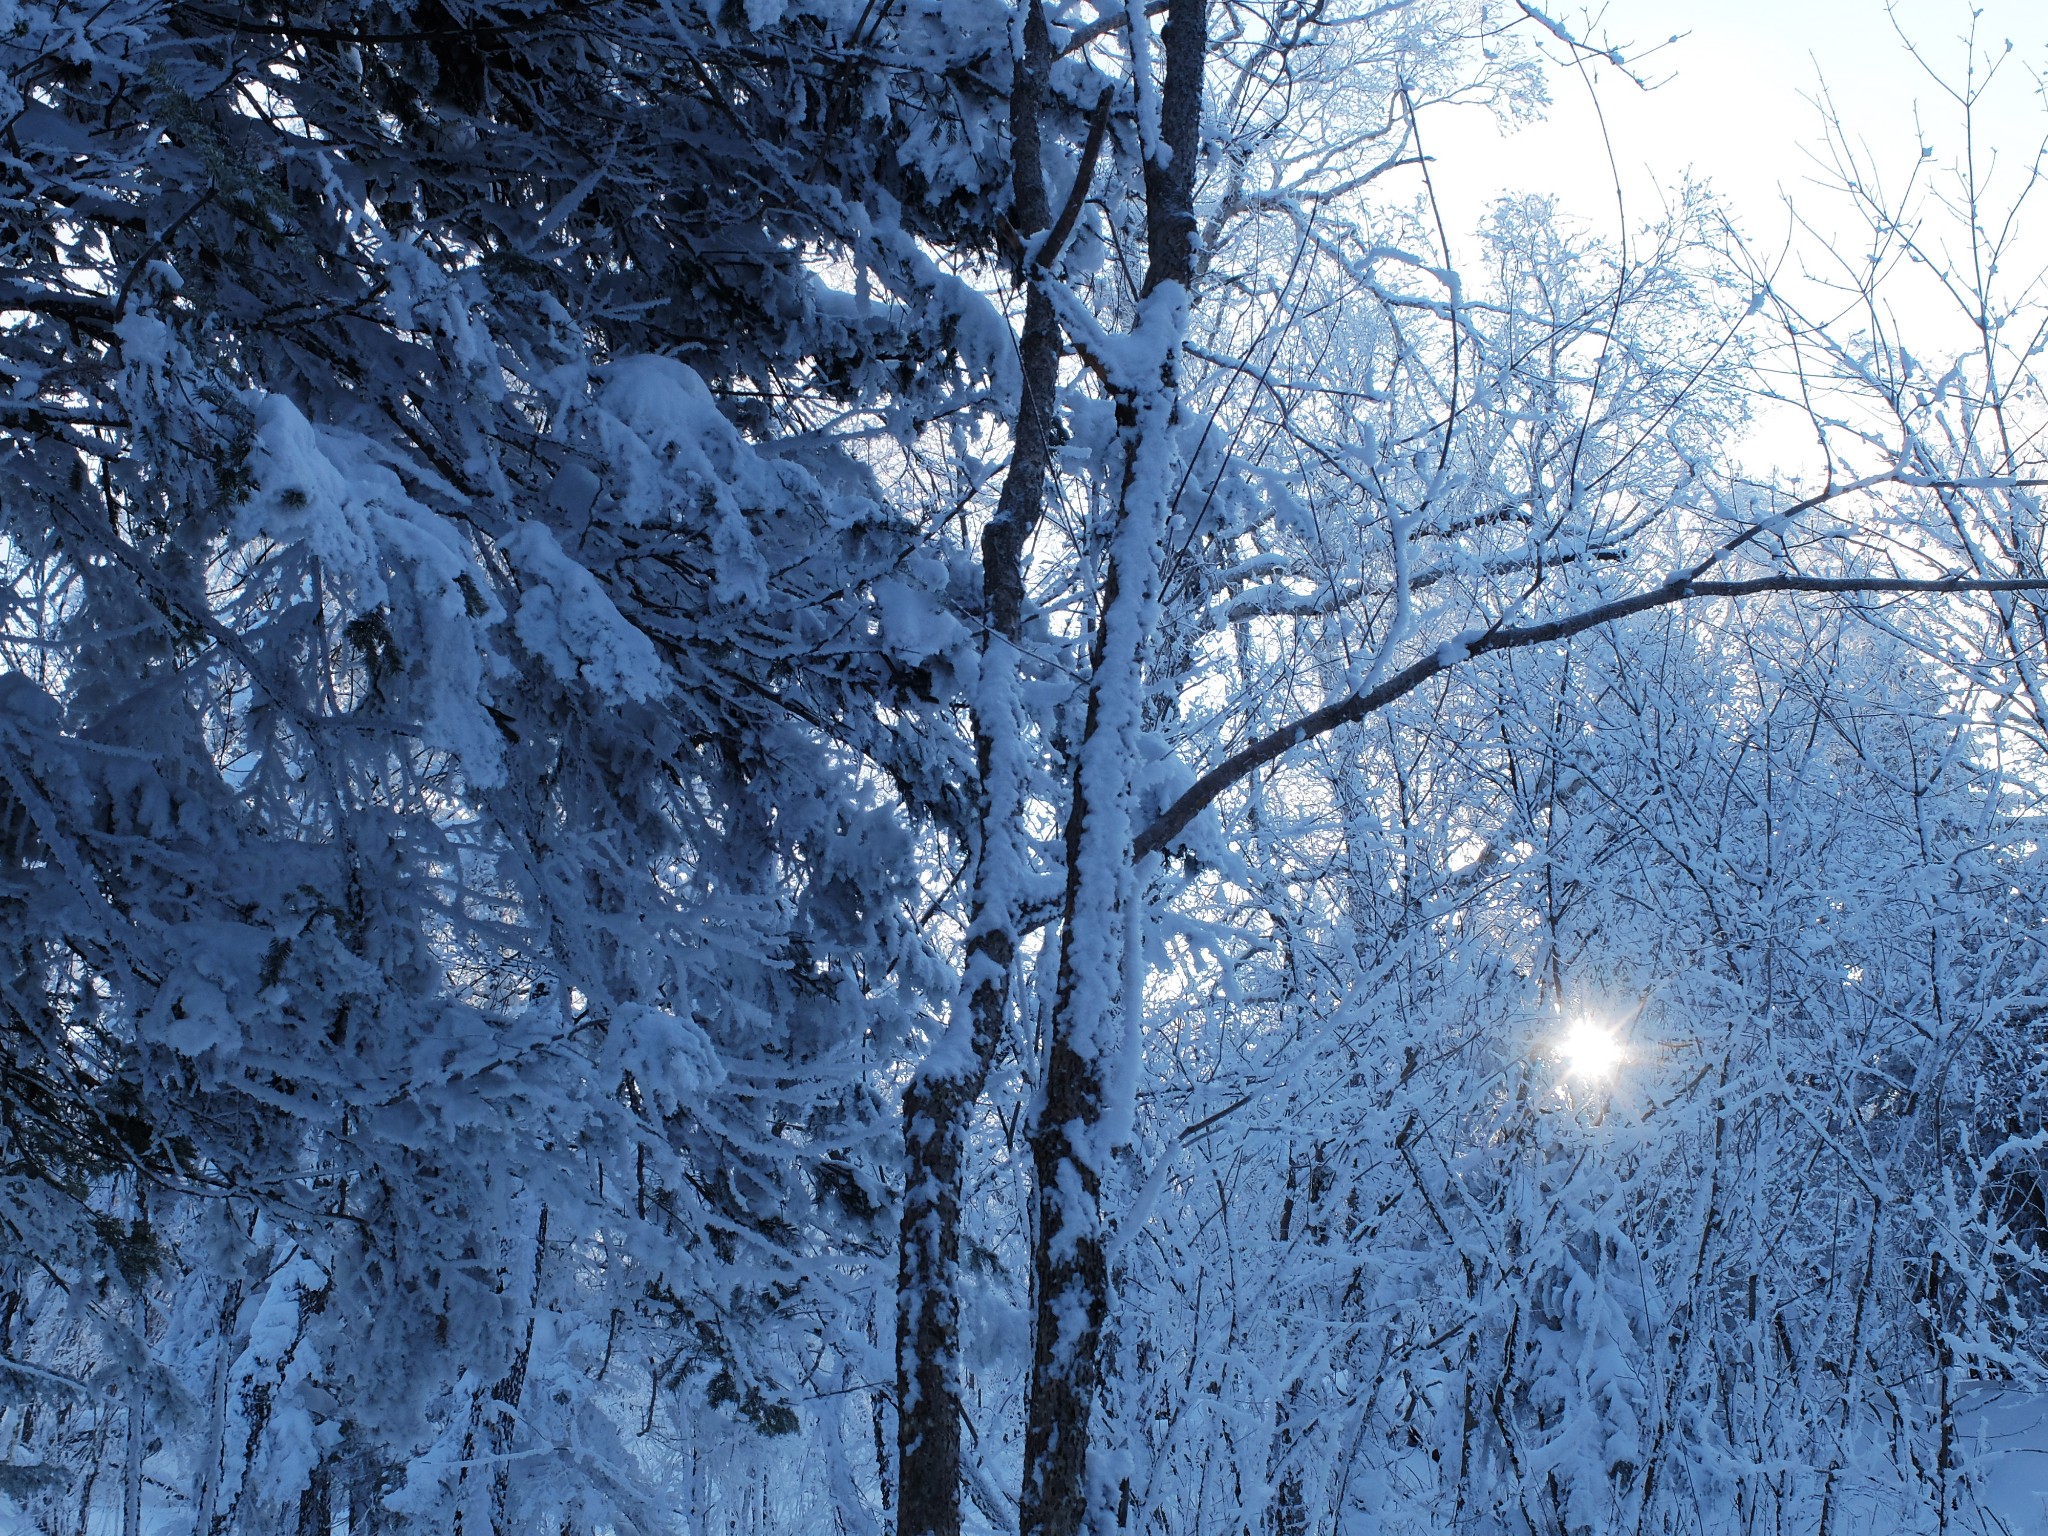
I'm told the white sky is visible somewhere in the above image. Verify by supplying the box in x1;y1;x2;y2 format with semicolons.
1429;0;2047;246
1420;0;2048;475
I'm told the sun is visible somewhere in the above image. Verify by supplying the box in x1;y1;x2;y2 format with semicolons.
1556;1017;1625;1079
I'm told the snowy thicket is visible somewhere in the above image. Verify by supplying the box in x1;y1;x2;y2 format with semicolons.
2;0;2045;1532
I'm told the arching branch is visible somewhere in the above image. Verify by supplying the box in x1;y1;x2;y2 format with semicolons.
1134;569;2048;860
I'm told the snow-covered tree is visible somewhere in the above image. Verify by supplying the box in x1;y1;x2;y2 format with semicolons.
3;0;2045;1532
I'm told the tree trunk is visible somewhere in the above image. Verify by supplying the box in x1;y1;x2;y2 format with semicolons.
343;1426;388;1536
189;1282;241;1536
488;1207;548;1533
1018;4;1205;1534
297;1460;333;1536
894;7;1062;1535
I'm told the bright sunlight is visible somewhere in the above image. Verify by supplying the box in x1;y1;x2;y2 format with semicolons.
1556;1018;1626;1079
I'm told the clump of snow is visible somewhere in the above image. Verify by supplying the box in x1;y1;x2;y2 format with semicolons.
604;1003;727;1120
236;392;508;781
871;558;967;665
240;395;388;606
502;522;667;702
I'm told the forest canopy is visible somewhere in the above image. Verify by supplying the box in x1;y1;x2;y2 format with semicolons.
2;0;2047;1532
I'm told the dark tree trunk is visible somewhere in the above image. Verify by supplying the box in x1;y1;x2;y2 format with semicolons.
1018;3;1205;1535
893;6;1063;1535
298;1460;333;1536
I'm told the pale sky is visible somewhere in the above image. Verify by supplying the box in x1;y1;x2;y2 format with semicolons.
1422;0;2048;475
1430;0;2047;246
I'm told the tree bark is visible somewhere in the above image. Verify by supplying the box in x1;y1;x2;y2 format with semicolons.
894;7;1062;1535
1018;3;1205;1535
297;1460;333;1536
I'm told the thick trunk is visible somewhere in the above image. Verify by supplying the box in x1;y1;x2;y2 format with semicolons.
894;927;1009;1536
1018;684;1119;1536
192;1283;242;1536
488;1206;548;1533
1017;2;1204;1533
1016;377;1175;1536
893;7;1060;1535
297;1460;333;1536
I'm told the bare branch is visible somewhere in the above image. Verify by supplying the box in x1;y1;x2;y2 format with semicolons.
1032;88;1115;276
1134;568;2048;860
